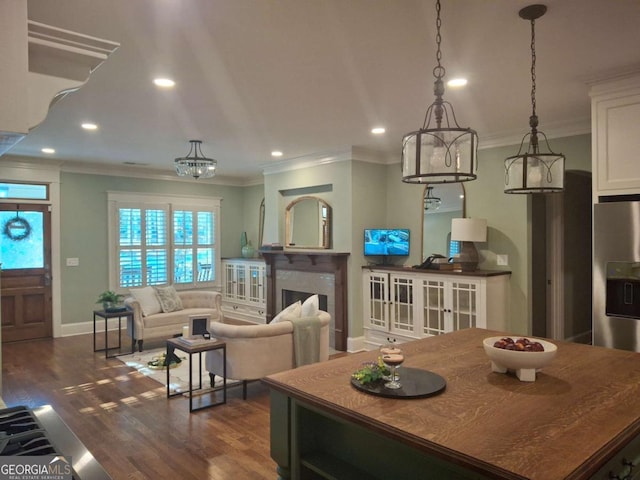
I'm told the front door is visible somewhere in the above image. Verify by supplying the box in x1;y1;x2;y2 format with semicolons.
0;203;53;342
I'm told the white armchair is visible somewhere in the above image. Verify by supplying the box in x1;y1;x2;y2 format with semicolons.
205;311;330;399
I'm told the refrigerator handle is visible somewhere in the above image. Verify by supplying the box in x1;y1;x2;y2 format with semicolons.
624;282;633;305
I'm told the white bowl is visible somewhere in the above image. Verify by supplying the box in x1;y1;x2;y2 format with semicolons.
483;336;558;382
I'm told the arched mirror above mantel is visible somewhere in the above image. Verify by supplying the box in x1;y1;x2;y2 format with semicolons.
422;183;465;261
285;196;331;249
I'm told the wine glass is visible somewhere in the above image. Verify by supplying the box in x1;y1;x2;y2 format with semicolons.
382;348;404;389
379;339;401;381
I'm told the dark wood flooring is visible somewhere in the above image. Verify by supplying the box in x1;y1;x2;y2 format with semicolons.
1;331;288;479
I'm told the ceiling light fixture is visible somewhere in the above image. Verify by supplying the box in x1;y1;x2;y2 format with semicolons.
424;186;442;211
371;127;386;135
504;4;564;194
81;123;98;130
447;78;467;88
401;0;478;184
154;78;175;88
271;151;283;157
41;148;55;154
174;140;217;180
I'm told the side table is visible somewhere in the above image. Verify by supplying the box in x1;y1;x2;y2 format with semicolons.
166;337;227;413
93;309;135;359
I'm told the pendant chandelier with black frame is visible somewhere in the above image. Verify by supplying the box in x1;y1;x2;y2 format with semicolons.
424;186;442;211
401;0;478;185
504;4;565;194
175;140;218;180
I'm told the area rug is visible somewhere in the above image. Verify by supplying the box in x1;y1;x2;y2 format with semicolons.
117;347;227;396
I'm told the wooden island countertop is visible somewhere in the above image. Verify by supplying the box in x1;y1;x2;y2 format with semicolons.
263;328;640;480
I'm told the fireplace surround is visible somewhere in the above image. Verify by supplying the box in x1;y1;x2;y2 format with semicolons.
261;251;349;351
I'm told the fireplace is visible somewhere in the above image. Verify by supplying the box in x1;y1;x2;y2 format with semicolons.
261;251;349;351
282;289;328;313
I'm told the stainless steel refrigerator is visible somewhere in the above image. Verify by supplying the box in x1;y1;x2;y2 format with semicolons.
593;200;640;351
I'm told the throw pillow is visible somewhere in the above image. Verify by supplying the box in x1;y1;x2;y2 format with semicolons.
272;300;302;323
129;286;162;316
301;294;319;317
155;285;183;313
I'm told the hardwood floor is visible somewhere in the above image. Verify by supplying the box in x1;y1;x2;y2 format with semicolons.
1;332;280;479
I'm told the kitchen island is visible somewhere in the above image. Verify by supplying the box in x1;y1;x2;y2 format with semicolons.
263;328;640;480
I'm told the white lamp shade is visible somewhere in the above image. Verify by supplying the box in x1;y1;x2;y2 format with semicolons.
451;218;487;242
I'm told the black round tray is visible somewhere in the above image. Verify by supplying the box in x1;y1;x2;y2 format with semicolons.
350;367;446;399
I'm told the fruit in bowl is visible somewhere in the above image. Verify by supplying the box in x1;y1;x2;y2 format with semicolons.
483;336;557;382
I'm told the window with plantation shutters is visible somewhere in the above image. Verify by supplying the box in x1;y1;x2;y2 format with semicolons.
108;192;221;291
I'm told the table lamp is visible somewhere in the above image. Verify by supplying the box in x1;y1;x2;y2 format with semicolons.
451;218;487;271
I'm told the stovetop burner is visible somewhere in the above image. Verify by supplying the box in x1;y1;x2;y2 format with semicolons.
0;407;58;457
0;405;111;479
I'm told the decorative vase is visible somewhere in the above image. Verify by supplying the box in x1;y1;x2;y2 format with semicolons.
240;231;248;248
242;241;255;258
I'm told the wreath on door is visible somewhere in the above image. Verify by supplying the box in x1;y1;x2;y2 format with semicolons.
2;216;32;241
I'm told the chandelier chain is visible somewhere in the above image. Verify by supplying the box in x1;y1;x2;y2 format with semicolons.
435;0;443;76
530;18;537;118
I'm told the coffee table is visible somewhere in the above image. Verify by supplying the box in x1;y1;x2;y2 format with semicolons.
166;337;227;412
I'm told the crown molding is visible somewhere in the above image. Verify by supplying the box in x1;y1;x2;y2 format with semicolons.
262;148;353;176
478;117;591;151
2;155;262;187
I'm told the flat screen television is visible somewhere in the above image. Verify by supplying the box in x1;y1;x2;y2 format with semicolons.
364;228;410;257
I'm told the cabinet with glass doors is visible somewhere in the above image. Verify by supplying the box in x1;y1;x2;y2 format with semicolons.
363;267;510;349
222;259;266;323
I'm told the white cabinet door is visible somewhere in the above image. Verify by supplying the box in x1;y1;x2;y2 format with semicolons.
363;271;390;333
421;277;448;336
223;261;239;300
591;75;640;195
248;263;265;306
450;279;484;330
389;274;416;337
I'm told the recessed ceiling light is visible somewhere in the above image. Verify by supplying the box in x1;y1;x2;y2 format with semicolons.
271;151;283;157
41;148;55;154
153;78;175;88
447;78;468;88
371;127;386;135
81;123;98;130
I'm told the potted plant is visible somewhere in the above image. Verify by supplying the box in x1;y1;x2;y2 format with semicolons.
96;290;125;312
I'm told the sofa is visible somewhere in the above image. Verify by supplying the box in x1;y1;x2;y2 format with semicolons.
205;310;330;399
124;289;223;351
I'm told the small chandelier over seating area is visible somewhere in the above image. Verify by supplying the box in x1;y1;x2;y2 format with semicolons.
175;140;217;180
504;4;564;194
401;0;478;184
424;186;442;211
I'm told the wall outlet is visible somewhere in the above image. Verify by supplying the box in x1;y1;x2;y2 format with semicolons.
496;254;509;266
66;257;79;267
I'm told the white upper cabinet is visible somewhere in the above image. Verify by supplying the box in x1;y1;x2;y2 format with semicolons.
591;73;640;196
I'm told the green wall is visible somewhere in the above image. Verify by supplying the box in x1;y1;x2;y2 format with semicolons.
58;132;591;341
60;172;248;325
381;133;591;336
241;183;265;251
350;160;389;342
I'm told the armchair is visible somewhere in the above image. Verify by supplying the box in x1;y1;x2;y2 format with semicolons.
205;311;330;399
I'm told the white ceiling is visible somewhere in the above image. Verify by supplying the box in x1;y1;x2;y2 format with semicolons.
9;0;640;183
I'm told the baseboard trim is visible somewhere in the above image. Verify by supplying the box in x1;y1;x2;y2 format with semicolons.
347;335;366;353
